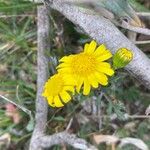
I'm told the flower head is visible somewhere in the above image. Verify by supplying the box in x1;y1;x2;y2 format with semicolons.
57;40;114;95
42;73;75;107
113;48;133;69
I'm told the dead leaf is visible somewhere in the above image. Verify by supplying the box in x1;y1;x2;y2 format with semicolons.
119;137;148;150
0;133;11;148
145;105;150;116
93;134;119;145
5;103;21;124
76;113;90;125
124;121;137;131
0;64;8;75
92;134;148;150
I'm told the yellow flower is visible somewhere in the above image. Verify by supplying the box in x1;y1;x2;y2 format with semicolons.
113;48;133;69
42;73;75;107
57;40;114;95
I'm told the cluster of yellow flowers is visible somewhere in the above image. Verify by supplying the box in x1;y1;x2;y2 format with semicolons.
42;40;133;108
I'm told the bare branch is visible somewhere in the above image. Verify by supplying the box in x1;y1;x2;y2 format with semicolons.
135;40;150;45
29;5;50;150
121;22;150;36
137;12;150;17
119;137;148;150
0;95;32;117
38;131;98;150
0;14;35;18
44;0;150;89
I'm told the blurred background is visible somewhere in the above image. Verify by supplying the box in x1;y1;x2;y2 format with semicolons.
0;0;150;149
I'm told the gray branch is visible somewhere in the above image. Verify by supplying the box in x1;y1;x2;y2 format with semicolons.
45;0;150;89
121;22;150;36
38;131;98;150
29;6;49;150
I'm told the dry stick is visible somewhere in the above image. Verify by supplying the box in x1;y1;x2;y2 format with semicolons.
135;40;150;45
38;131;98;150
0;95;32;117
29;6;49;150
127;31;137;43
0;14;35;18
137;12;150;17
45;0;150;89
121;22;150;36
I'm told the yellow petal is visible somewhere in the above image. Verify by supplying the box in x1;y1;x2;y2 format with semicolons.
56;63;70;69
57;68;71;73
76;77;83;93
59;55;73;62
64;86;75;94
42;91;47;97
96;53;112;62
84;40;97;53
98;62;111;68
47;96;55;107
94;72;108;86
60;91;71;104
97;67;114;76
44;81;50;88
59;56;69;62
54;95;64;107
87;75;99;88
83;79;91;95
94;44;107;56
64;75;77;86
84;43;89;52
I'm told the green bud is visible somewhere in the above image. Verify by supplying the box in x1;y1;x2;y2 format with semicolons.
113;48;133;70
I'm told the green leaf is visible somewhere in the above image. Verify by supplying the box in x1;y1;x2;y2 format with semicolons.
53;116;66;122
26;116;34;132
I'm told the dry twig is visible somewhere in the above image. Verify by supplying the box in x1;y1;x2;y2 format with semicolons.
137;12;150;17
29;6;49;150
0;95;32;117
135;40;150;45
121;22;150;36
38;131;98;150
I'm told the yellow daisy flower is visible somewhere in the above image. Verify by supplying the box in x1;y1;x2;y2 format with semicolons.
57;40;114;95
42;73;75;107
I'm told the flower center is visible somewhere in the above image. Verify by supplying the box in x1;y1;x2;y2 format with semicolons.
71;53;96;76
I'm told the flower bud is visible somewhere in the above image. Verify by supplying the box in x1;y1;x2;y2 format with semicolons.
113;48;133;69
